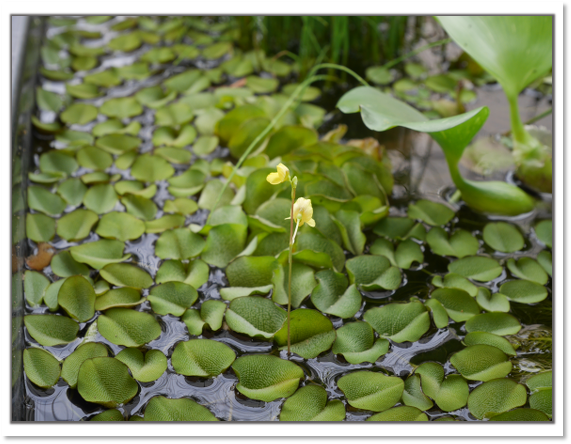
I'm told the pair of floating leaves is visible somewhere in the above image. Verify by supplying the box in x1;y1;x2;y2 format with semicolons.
182;300;226;335
148;282;198;316
338;371;404;412
408;199;455;226
370;238;423;269
94;287;144;311
61;342;109;388
426;227;479;258
374;217;426;242
280;385;345;421
232;354;304;402
100;263;153;289
274;309;335;359
507;257;548;285
310;270;361;319
115;348;167;382
332;321;389;364
171;339;235;377
70;239;130;269
225;296;286;339
363;300;430;343
414;362;469;412
155;259;209;289
345;254;401;291
98;308;161;347
526;371;552;418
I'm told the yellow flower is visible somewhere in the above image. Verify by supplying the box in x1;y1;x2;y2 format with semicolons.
266;163;290;185
292;197;315;227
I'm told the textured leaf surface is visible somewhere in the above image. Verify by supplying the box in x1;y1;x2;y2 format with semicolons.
171;339;236;377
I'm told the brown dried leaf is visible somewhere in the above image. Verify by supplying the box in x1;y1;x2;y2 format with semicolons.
26;242;56;271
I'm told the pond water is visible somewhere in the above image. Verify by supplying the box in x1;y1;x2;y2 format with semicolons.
15;16;552;422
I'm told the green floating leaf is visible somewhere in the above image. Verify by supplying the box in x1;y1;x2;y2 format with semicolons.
373;217;426;241
168;168;207;197
271;262;316;308
465;312;522;336
448;256;503;282
216;104;267;145
40;151;78;176
153;125;196;148
155;228;205;260
98;308;161;347
476;287;510;313
311;270;362;319
95;287;144;310
40;67;74;81
274;309;335;359
430;288;480;322
182;300;227;335
370;238;423;269
115;348;167;382
56;130;95;148
58;275;96;322
483;222;525;253
131;154;175;182
201;224;247;268
171;339;235;377
332;321;389;364
66;82;100;99
506;257;548;285
78;357;138;408
367;406;428;422
535;220;552;248
148;282;198;316
76;146;113;171
432;272;478;296
338;370;404;412
60;103;98;125
141;46;175;64
109;32;142;52
537;250;552;277
100;97;143;120
295;232;346;273
23;348;61;388
468;379;527;419
402;374;434;411
96;134;141;155
426;227;479;258
83;183;118;214
489;409;549;421
226;255;278;288
225;296;286;339
332;209;366;256
32;116;61;133
424;299;449;329
345;255;401;291
265;125;318;159
155;259;209;289
100;263;153;289
143;396;218;421
193;136;219;156
464;332;516;356
93;119;141;137
51;251;90;278
122;195;158;221
280;384;345;421
155;102;194;127
91;410;124;421
366;66;394;85
232;354;304;402
145;214;186;234
37;87;63;112
58;178;87;206
163;198;198;215
408;199;455;226
24;314;78;346
527;371;552;417
70;240;130;269
415;362;469;412
363;300;430;343
450;344;512;381
96;212;145;241
56;209;98;241
499;279;548;304
28;186;66;216
24;270;50;307
61;342;108;388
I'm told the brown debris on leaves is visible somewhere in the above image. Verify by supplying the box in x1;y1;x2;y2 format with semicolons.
26;242;56;271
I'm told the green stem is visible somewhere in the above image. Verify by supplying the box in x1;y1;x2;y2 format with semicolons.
507;94;532;146
382;38;451;70
287;185;297;357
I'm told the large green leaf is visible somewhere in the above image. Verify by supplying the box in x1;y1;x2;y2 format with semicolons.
23;348;61;388
332;321;389;364
467;379;527;419
155;259;209;288
61;342;109;388
26;213;55;243
437;16;552;98
143;396;218;421
426;227;479;258
28;186;66;216
50;251;90;278
271;262;317;308
115;348;167;382
274;309;335;359
448;256;502;282
363;300;429;343
70;240;130;269
415;362;469;412
82;183;118;214
97;308;161;346
345;255;401;290
450;345;512;381
499;279;548;304
279;385;345;421
56;209;99;241
338;371;404;412
483;222;525;253
94;287;144;310
99;263;154;289
24;270;50;307
367;406;428;422
58;275;96;322
506;258;548;285
465;313;522;336
171;339;236;377
232;354;304;402
225;296;286;339
430;288;480;322
24;314;78;346
310;270;362;319
96;212;145;241
155;228;205;260
148;282;198;316
77;357;138;408
100;97;143;119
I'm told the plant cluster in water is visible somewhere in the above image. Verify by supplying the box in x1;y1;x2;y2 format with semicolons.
16;15;552;422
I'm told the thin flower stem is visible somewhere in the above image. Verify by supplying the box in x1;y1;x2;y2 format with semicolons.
287;183;296;357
